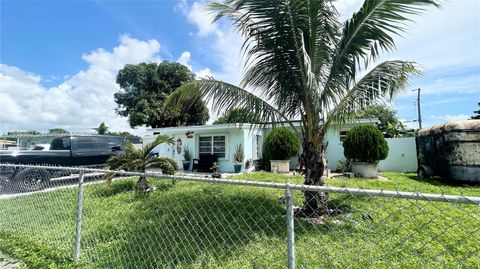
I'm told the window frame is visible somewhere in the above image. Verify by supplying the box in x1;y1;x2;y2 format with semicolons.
196;133;229;160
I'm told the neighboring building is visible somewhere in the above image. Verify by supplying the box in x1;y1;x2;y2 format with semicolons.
144;118;387;173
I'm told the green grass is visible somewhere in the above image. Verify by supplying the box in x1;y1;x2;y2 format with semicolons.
0;172;479;268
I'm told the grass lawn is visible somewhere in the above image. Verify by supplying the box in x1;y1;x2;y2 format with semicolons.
0;172;478;268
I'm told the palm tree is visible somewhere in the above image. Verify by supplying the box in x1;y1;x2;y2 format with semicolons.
167;0;439;216
105;135;178;191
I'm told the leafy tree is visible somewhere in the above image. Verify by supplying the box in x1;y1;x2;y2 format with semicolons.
105;135;178;191
48;128;68;134
213;108;260;124
472;102;480;120
93;122;133;137
115;62;209;128
167;0;439;216
94;122;109;135
356;105;413;137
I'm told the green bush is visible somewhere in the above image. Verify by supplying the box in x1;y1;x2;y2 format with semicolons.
343;125;389;163
263;128;300;160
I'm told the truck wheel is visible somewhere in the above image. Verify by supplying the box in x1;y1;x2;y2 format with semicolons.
13;168;51;192
417;165;432;179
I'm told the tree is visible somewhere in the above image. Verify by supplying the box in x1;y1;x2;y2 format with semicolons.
94;122;109;135
213;108;260;124
167;0;439;216
115;62;209;128
356;105;413;138
105;135;178;191
472;103;480;120
48;128;68;134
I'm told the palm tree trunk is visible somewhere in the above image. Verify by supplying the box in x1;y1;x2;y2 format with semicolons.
299;140;328;217
136;175;149;192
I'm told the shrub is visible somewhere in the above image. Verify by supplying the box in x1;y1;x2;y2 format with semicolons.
343;125;389;163
263;128;300;160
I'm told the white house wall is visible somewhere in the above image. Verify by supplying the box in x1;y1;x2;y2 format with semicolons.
147;127;248;173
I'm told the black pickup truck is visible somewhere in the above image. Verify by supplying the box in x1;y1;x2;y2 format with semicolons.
0;135;125;191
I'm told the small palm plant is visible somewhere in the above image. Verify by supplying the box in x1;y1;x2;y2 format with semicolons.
182;145;192;171
233;144;244;173
105;135;178;192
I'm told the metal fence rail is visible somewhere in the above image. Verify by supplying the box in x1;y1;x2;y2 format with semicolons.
0;163;479;268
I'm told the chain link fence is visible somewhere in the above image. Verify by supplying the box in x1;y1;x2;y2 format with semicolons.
0;164;479;268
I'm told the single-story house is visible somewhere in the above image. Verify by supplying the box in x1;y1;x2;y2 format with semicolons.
143;118;381;173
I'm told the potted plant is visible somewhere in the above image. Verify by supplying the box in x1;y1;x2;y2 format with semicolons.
343;125;389;178
182;145;191;171
263;128;300;173
233;144;244;173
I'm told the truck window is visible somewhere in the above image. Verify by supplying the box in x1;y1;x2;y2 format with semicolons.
50;137;71;150
74;137;96;150
95;137;123;150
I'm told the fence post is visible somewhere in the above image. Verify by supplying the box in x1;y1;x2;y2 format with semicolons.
286;180;295;269
74;171;85;260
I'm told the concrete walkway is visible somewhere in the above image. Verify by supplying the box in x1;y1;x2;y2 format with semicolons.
0;260;22;269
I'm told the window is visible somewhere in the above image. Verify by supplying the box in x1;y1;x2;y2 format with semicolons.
198;135;226;158
339;129;349;142
74;137;95;150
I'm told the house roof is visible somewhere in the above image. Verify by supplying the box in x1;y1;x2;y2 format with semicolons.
147;118;380;135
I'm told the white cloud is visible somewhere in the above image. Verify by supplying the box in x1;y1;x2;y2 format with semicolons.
0;35;161;134
177;51;192;70
431;114;470;122
179;1;243;85
195;67;213;79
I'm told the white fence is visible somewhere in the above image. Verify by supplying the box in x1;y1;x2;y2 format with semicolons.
379;137;417;172
326;137;417;173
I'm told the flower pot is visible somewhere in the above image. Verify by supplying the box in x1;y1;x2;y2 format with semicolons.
234;164;242;173
270;160;290;173
351;162;378;178
182;161;190;171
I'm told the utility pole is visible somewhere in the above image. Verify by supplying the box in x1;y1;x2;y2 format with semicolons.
413;88;422;129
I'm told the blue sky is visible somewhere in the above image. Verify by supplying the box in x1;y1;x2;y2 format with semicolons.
1;0;479;134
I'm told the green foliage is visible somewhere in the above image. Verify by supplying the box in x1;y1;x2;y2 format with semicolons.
336;159;352;173
343;125;389;163
94;122;109;135
48;128;68;134
263;128;299;160
92;122;132;137
213;108;260;124
105;135;178;189
0;172;478;268
472;102;480;120
182;145;191;162
115;62;209;128
356;105;413;138
233;144;244;164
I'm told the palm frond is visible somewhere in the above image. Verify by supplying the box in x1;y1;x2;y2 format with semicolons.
145;157;178;175
323;60;420;130
165;78;295;129
325;0;439;97
141;135;174;158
